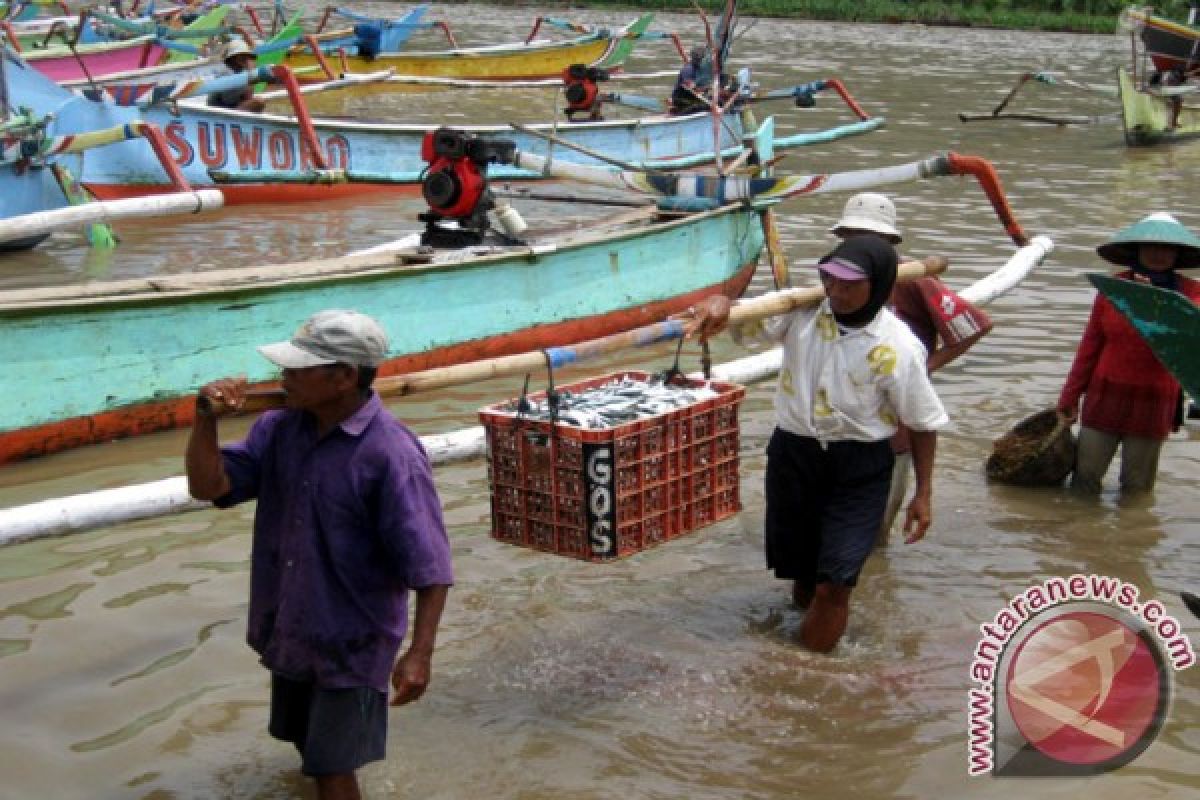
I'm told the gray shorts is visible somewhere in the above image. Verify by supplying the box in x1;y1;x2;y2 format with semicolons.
268;674;387;776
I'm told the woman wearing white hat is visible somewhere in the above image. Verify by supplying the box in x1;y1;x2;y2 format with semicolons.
1058;212;1200;493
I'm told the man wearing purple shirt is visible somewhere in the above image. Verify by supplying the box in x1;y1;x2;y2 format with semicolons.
186;309;453;800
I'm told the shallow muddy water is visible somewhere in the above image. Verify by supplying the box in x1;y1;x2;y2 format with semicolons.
0;5;1197;798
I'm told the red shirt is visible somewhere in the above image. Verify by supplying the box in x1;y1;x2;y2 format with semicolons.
1059;270;1200;439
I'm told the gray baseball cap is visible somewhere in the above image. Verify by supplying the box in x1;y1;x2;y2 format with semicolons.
258;310;389;369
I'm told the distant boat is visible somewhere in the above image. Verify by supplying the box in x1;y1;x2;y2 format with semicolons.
12;6;230;82
1116;65;1200;145
1116;6;1200;145
1120;6;1200;75
282;13;656;86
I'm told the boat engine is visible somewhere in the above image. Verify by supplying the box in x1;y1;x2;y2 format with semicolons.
562;64;611;121
419;127;518;248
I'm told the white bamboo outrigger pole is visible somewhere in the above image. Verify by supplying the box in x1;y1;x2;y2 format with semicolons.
0;190;224;245
0;236;1053;546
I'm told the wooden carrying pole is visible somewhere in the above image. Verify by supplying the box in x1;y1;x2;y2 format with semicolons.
211;258;946;417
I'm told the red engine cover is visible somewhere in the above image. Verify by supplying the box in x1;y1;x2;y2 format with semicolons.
421;131;486;218
562;72;600;111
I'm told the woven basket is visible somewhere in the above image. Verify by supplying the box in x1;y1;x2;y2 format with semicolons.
985;409;1076;487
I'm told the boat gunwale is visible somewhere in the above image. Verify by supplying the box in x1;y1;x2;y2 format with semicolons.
58;56;225;88
0;203;755;313
286;16;644;62
173;98;722;136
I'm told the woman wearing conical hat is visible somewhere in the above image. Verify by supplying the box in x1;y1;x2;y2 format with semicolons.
1058;212;1200;493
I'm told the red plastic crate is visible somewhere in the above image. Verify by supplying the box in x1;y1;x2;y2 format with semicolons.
480;371;745;562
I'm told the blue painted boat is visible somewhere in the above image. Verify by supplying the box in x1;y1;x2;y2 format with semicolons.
0;201;764;464
8;49;883;204
0;62;222;250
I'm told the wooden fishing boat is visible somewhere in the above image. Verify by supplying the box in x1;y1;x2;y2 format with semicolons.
1119;6;1200;75
0;125;1036;466
960;10;1200;144
1088;273;1200;398
1112;6;1200;144
17;35;166;81
1117;65;1200;145
0;201;763;464
11;6;230;81
0;235;1055;542
10;49;882;204
282;13;655;84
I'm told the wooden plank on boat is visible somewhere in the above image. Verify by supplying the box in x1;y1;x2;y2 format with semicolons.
1088;273;1200;398
0;204;701;311
0;252;407;309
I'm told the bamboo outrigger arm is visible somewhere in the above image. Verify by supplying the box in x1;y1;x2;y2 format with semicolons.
0;236;1054;546
503;149;1031;247
0;190;223;245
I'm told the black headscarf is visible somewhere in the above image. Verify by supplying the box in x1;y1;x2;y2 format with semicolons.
1131;260;1180;291
818;235;898;328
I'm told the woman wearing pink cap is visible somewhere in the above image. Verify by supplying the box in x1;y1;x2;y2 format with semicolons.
688;237;947;653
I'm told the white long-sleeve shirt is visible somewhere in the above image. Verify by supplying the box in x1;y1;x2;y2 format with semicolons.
752;300;949;443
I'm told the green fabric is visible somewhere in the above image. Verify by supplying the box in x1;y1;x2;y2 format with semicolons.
165;7;231;64
1088;273;1200;398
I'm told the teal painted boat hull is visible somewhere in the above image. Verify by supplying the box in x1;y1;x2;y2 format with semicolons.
0;204;764;463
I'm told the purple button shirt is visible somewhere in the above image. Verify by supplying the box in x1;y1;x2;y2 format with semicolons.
216;393;453;691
